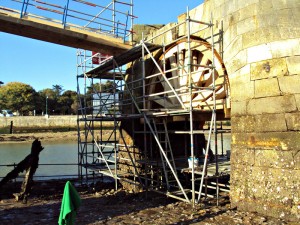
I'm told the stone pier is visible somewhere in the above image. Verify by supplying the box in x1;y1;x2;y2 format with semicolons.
184;0;300;221
143;0;300;221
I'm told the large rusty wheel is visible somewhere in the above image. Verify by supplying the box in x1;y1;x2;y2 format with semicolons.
147;36;230;114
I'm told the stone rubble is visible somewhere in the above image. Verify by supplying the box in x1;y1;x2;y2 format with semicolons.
0;180;295;225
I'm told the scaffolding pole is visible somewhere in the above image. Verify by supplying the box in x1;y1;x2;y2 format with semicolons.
76;8;231;206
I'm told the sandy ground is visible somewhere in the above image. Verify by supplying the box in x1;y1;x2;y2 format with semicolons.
0;131;79;143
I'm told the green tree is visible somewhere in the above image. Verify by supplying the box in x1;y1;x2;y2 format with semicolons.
103;80;117;93
58;90;78;114
38;88;78;115
87;83;102;95
87;81;117;95
52;85;64;98
0;82;37;115
38;88;59;115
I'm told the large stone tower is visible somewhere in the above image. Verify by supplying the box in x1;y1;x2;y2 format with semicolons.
186;0;300;221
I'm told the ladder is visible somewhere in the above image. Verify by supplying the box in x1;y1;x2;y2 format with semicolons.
152;118;177;190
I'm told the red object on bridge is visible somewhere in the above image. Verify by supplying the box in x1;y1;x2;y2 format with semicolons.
92;51;111;64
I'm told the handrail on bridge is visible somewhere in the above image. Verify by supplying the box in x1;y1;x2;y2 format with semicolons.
3;0;136;42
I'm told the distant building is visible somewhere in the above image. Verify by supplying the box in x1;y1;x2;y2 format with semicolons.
92;92;121;116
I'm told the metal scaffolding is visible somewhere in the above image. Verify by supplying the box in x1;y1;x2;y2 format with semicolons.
77;10;231;205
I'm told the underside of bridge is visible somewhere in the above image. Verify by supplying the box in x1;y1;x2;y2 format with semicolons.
0;1;132;55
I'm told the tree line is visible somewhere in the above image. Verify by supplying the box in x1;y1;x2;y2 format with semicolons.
0;82;77;116
0;81;118;116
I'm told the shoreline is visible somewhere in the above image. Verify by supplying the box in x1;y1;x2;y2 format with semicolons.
0;131;79;143
0;125;231;144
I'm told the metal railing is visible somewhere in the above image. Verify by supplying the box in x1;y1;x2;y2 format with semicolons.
1;0;136;42
0;163;79;181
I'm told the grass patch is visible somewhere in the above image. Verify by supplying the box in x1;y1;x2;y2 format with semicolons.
0;127;11;134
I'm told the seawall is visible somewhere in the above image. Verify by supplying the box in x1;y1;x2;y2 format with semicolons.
0;115;78;130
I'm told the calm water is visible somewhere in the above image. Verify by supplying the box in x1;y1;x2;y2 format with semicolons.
0;133;231;180
0;141;78;180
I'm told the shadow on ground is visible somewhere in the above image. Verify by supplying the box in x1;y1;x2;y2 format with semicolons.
0;180;176;225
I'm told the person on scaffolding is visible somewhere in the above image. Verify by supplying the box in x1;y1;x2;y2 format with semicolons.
0;139;44;204
194;121;215;162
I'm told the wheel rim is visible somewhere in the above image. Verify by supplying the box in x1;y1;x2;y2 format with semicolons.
147;37;230;112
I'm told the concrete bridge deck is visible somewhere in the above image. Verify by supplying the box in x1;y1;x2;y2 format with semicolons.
0;8;131;55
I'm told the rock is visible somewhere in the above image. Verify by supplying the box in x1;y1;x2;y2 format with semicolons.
252;216;267;224
0;180;291;225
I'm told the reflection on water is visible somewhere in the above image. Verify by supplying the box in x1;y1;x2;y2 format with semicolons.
0;141;78;180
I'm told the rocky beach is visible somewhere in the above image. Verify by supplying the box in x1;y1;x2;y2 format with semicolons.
0;180;294;225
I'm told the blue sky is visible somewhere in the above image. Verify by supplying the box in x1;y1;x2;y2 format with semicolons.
0;1;203;92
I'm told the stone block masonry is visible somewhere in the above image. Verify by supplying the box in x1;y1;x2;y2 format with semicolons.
151;0;300;219
193;0;300;221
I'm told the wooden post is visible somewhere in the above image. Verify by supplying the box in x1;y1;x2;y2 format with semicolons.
10;121;13;134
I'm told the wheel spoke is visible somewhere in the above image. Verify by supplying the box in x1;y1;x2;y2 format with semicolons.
147;37;229;112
